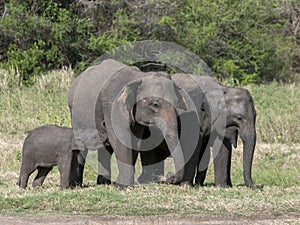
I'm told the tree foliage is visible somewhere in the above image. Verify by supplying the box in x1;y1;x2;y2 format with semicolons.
0;0;299;85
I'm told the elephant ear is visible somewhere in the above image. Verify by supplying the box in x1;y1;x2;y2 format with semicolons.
174;86;197;114
117;79;142;122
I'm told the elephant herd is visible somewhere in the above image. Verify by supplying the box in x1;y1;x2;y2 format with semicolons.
18;59;257;189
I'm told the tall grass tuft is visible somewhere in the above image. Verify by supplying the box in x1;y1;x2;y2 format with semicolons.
34;66;74;91
0;67;23;89
0;68;73;170
249;83;300;144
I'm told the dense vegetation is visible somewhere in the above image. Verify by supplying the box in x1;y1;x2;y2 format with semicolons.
1;0;300;85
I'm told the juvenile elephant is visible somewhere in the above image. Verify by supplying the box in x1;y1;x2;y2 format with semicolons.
18;125;83;189
199;87;256;187
68;59;199;187
174;74;256;187
139;74;257;188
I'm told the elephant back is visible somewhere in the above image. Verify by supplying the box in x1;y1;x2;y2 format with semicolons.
68;59;129;151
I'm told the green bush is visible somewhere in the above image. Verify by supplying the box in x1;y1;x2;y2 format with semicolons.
0;0;85;83
0;0;299;84
176;0;296;84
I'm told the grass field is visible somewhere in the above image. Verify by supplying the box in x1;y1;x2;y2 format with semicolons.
0;69;299;219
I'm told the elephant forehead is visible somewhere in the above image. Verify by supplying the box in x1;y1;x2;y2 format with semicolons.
137;76;177;103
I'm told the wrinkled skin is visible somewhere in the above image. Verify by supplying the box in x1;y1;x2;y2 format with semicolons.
139;74;256;188
18;125;83;189
68;59;196;187
68;60;119;185
138;110;201;185
193;78;256;188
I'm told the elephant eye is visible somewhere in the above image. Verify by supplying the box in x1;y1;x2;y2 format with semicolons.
149;101;161;109
236;116;243;121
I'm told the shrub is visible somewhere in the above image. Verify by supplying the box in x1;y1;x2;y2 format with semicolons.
0;0;299;84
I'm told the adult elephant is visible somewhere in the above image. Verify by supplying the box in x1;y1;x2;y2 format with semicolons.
139;74;256;188
68;59;198;187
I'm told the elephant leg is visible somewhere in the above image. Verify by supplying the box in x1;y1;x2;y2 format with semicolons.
58;160;72;189
213;138;232;187
183;141;201;186
195;139;210;186
69;149;86;187
138;148;166;184
174;110;202;186
114;146;135;187
69;151;78;187
97;147;113;185
76;149;88;186
19;163;36;188
32;167;52;187
136;125;166;184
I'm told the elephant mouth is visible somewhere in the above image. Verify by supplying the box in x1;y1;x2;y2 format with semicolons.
225;126;239;148
226;125;239;131
137;120;156;127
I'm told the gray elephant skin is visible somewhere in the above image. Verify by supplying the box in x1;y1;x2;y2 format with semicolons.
68;59;198;187
139;74;256;188
193;76;256;188
18;125;83;189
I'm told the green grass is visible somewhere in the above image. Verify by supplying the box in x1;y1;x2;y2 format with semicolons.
249;83;300;144
0;69;299;218
0;178;299;217
0;68;72;136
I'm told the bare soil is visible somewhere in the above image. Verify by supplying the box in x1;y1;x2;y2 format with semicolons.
0;215;299;225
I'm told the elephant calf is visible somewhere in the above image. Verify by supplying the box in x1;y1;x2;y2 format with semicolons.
18;125;83;189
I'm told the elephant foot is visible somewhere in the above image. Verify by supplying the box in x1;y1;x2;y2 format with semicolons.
238;183;264;191
166;172;175;184
32;181;42;188
214;180;233;188
69;181;82;188
194;178;204;187
214;183;232;188
179;181;194;187
114;182;134;190
165;172;181;185
137;175;149;184
165;172;193;186
194;181;204;187
138;174;162;184
253;184;264;191
96;175;111;185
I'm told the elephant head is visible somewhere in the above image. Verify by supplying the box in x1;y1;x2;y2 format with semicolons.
69;60;199;186
223;87;256;187
111;71;197;184
171;74;256;187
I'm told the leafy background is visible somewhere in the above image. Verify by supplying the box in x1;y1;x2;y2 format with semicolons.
1;0;300;85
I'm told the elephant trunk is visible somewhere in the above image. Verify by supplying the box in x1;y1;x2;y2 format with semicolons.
240;121;256;187
155;108;185;184
164;127;185;184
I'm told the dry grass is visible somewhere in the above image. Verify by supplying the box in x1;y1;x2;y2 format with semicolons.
0;68;72;139
249;83;300;144
0;143;299;217
0;69;299;218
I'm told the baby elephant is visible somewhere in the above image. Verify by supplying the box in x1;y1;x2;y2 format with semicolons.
18;125;83;189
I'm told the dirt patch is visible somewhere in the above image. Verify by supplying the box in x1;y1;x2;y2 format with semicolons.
0;215;299;225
